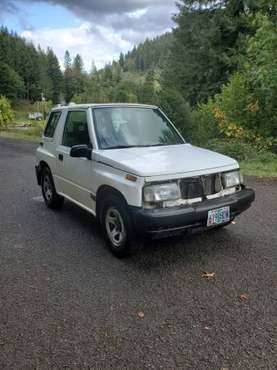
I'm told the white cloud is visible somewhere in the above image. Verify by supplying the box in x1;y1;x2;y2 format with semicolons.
126;8;148;19
16;0;177;70
21;22;133;70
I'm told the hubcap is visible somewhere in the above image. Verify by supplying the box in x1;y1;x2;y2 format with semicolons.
105;207;126;247
43;175;53;202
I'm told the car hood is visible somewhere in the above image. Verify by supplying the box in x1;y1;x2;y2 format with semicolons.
94;144;238;178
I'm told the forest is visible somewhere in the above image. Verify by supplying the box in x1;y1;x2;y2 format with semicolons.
0;0;276;175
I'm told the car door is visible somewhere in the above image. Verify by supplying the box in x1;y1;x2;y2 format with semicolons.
56;109;95;212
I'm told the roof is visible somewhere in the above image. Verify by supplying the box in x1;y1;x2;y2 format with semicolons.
52;103;158;111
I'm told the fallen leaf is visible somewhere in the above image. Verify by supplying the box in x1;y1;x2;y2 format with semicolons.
137;311;145;319
239;293;249;301
204;326;211;330
231;221;236;225
201;271;216;280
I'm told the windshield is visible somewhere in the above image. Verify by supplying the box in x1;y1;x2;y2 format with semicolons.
92;107;184;149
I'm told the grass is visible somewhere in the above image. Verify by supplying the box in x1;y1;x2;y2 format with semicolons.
240;151;277;178
0;122;44;143
205;139;277;178
0;101;45;142
240;159;277;178
0;129;41;142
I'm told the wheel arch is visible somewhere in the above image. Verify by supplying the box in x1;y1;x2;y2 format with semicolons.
96;185;128;220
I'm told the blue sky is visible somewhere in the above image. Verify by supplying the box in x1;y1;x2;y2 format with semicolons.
3;2;80;32
1;0;176;70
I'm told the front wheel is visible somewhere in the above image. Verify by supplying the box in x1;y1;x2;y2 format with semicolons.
100;195;134;257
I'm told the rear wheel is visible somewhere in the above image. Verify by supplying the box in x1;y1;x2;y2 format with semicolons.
41;167;64;209
100;194;134;257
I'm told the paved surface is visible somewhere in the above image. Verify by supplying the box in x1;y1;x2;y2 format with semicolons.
0;137;276;370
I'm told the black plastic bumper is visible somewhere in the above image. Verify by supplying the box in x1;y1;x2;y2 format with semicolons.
130;188;255;237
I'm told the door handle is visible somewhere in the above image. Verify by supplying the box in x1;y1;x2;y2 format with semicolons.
58;154;63;161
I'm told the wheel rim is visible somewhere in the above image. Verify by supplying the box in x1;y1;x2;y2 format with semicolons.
105;207;126;247
43;175;53;202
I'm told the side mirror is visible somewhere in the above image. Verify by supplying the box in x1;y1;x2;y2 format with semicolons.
70;144;92;160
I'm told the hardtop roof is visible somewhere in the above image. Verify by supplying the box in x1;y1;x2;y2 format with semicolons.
52;103;158;111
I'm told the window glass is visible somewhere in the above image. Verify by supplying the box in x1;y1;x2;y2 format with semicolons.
62;111;90;147
44;111;61;137
93;107;184;149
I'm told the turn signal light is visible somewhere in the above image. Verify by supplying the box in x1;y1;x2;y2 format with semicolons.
126;174;137;182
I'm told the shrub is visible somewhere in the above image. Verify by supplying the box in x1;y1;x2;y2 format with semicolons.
192;14;277;147
253;151;277;164
0;96;13;129
191;99;220;145
159;88;194;141
205;139;259;161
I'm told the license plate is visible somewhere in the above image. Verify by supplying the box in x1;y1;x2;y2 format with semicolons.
207;206;230;227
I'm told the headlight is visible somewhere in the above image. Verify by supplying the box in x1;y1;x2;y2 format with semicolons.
222;170;242;188
143;182;181;202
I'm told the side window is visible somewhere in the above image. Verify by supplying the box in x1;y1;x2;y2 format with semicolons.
44;111;61;138
62;111;90;147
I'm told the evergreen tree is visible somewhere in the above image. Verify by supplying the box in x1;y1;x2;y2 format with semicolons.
72;54;86;95
64;50;72;70
64;50;75;103
163;0;277;107
0;62;24;99
119;52;125;69
90;61;97;76
73;54;84;73
0;28;63;103
37;46;53;101
140;70;158;105
46;48;62;104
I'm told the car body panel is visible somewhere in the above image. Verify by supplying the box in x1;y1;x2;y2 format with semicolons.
94;143;239;178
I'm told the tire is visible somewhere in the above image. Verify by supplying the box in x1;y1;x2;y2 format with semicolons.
99;194;134;258
41;166;64;210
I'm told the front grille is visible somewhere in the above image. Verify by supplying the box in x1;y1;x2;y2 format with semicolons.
180;178;202;199
180;174;222;200
202;174;222;195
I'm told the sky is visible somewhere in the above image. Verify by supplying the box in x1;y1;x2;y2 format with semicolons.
0;0;178;71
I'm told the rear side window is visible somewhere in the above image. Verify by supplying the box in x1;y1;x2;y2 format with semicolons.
62;111;90;147
44;111;61;138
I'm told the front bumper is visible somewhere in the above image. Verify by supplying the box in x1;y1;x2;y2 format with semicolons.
130;188;255;237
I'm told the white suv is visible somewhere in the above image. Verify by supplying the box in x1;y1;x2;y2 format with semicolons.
36;103;255;257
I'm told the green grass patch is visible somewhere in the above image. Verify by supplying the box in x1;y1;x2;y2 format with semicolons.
0;122;43;143
205;139;277;177
0;130;41;142
240;159;277;178
3;101;46;142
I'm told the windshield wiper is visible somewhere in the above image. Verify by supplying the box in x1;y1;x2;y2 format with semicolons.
140;143;167;147
104;145;141;150
104;143;173;150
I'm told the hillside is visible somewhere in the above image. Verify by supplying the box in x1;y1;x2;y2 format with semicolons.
0;27;62;103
